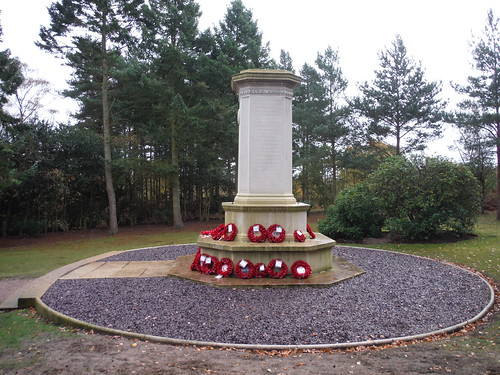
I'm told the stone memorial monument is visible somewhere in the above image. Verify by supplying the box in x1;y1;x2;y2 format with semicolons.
197;69;336;273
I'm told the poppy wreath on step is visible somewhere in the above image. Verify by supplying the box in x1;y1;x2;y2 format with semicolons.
200;230;212;236
190;248;202;271
211;224;226;240
247;224;267;243
293;229;306;242
198;253;210;272
307;224;316;239
216;257;234;277
266;258;288;279
222;223;238;241
291;260;312;279
267;224;286;243
235;259;255;279
254;262;268;278
200;255;219;275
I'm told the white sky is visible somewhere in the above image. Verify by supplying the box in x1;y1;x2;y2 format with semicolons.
1;0;499;157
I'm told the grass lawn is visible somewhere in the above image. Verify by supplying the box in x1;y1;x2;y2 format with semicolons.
0;226;200;279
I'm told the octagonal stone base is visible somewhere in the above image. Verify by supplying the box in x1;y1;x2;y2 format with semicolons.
169;252;365;288
197;202;336;273
198;233;335;273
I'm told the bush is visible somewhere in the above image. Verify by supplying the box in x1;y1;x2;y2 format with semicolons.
368;156;481;241
318;183;384;240
319;156;482;242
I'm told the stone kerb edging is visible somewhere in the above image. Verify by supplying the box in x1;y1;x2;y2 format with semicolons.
34;250;495;350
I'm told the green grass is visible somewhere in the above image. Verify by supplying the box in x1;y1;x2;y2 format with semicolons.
0;309;72;351
0;308;74;372
345;214;500;281
0;229;200;278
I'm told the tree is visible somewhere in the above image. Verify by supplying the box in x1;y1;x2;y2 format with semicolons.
37;0;145;234
139;0;202;228
215;0;272;74
278;50;294;72
0;18;24;198
293;63;325;204
6;64;52;123
168;94;189;228
453;10;500;219
0;19;23;123
315;46;349;202
355;35;446;155
453;127;496;211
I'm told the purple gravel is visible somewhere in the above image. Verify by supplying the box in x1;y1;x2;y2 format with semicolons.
42;246;491;346
97;244;197;262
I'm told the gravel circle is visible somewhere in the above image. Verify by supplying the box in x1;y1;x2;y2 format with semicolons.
42;245;492;346
97;244;197;262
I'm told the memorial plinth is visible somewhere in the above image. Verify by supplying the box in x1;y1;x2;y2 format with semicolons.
197;69;335;273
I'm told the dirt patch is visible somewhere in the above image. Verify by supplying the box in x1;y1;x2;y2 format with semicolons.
1;315;498;375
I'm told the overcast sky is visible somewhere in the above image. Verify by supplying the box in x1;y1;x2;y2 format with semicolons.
1;0;499;157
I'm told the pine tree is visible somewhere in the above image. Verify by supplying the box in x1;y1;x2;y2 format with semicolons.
37;0;144;234
453;10;500;219
355;35;446;155
215;0;273;74
293;63;326;204
315;46;349;202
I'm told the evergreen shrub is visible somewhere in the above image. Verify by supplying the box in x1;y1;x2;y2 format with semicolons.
319;156;482;242
318;183;383;240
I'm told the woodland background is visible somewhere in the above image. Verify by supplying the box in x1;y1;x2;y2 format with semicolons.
0;0;498;236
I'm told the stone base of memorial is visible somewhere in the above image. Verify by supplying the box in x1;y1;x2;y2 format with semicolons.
197;202;335;273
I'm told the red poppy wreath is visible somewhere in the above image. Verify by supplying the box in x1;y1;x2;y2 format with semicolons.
216;257;234;277
307;224;316;239
222;223;238;241
200;255;219;275
235;259;255;279
190;248;202;271
291;260;312;279
266;258;288;279
293;229;306;242
254;262;268;278
211;224;226;240
267;224;286;243
247;224;267;243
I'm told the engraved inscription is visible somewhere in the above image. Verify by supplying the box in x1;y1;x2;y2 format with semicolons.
239;88;293;97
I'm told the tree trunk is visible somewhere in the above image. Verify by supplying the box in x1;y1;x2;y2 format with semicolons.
101;25;118;235
496;135;500;220
396;124;401;155
331;141;337;203
171;128;184;229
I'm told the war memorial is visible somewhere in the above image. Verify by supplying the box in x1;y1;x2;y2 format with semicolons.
1;70;494;350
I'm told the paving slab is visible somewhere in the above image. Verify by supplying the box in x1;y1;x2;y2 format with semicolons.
62;260;174;279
